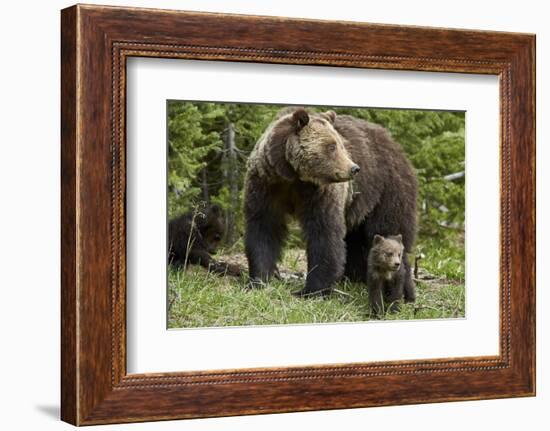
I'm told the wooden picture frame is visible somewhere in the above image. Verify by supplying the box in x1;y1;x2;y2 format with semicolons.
61;4;535;425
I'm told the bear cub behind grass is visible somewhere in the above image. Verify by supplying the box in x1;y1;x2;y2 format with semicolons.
367;234;415;315
168;204;242;277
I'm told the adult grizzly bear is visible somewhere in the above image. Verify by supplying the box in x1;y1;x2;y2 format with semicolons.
244;107;417;298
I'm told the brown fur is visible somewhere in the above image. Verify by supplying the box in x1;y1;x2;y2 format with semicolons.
367;234;413;314
244;107;417;298
168;204;242;276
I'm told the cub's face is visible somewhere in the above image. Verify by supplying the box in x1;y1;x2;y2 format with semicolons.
371;234;404;272
200;205;224;254
203;224;223;254
284;110;360;185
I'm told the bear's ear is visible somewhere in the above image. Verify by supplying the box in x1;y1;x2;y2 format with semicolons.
320;110;336;124
373;234;384;245
291;108;309;132
208;204;222;218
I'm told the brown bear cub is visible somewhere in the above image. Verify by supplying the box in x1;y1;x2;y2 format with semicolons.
168;204;242;276
367;234;415;315
244;107;417;298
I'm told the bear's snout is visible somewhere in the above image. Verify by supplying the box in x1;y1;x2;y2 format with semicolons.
350;164;360;175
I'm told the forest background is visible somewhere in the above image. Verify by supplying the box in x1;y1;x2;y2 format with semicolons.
167;101;466;328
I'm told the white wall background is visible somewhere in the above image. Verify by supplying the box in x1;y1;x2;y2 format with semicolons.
0;0;546;429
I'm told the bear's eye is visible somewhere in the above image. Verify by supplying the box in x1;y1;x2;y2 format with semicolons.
327;143;337;152
385;252;393;258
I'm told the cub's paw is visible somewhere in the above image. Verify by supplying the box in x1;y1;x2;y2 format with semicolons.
388;301;401;313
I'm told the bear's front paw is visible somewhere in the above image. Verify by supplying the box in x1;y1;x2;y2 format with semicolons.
388;301;401;313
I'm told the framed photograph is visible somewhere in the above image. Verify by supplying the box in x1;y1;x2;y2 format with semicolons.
61;4;535;425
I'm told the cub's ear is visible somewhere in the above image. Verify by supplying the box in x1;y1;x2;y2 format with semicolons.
373;234;384;245
292;108;309;132
393;234;403;243
320;110;336;124
208;204;222;217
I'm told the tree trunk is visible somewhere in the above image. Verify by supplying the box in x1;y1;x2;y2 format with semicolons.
224;123;238;244
201;168;209;203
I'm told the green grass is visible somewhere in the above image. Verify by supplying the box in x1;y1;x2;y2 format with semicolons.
416;233;465;281
167;233;465;329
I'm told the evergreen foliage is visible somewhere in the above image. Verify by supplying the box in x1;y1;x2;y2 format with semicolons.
167;101;465;242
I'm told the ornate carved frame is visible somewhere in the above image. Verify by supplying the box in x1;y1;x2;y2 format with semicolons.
61;4;535;425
